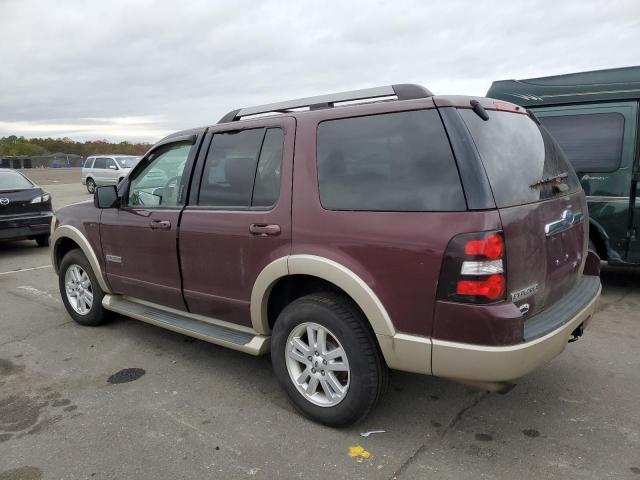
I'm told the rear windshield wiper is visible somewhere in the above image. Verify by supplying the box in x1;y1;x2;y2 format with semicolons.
530;172;569;189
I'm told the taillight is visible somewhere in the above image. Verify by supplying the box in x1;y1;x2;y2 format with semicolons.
437;230;507;304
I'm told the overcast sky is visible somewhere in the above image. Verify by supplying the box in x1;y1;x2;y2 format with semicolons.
1;0;638;143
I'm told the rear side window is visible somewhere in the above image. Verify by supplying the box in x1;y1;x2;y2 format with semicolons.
252;128;284;207
317;110;466;211
198;127;284;208
459;109;581;208
538;113;624;173
85;158;94;168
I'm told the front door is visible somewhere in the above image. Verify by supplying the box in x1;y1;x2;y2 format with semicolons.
100;134;202;309
179;117;294;327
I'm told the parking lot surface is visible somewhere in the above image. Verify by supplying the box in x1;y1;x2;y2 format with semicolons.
1;170;639;479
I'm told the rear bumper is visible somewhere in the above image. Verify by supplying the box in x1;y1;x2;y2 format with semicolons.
430;278;601;383
0;212;53;240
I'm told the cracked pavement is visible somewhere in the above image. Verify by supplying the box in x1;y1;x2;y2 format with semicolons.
1;172;639;479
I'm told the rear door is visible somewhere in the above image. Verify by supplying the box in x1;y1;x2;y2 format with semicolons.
100;133;203;310
533;102;638;263
178;117;294;328
459;108;586;317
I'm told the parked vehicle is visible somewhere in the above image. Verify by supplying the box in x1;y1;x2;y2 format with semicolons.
488;66;640;265
51;84;601;426
81;155;141;193
0;169;52;246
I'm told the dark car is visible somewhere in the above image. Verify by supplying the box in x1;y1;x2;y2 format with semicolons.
50;84;601;426
488;66;640;265
0;169;53;247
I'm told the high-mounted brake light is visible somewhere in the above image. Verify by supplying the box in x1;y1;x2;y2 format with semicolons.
464;233;503;260
493;101;525;114
437;230;507;304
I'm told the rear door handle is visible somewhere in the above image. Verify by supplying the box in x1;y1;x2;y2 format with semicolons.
249;223;281;236
150;220;171;230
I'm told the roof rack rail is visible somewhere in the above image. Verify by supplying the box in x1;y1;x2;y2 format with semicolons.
218;83;433;123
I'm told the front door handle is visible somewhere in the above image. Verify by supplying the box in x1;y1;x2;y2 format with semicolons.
249;223;281;236
150;220;171;230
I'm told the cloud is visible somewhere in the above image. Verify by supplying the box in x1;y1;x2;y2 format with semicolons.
0;0;638;142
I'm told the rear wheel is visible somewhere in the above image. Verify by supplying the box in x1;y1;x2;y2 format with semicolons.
271;292;387;427
86;178;96;193
35;235;49;247
59;249;111;326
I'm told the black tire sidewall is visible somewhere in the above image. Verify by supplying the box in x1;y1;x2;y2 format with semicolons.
271;295;381;427
86;179;95;193
59;249;108;326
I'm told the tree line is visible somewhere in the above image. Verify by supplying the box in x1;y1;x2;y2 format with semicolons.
0;135;152;157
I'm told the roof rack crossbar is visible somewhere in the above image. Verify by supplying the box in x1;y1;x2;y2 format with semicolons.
218;83;433;123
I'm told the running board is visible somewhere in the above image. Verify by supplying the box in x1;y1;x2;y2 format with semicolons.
102;295;270;355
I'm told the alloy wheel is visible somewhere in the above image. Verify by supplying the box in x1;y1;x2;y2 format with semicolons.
285;322;350;407
64;264;93;315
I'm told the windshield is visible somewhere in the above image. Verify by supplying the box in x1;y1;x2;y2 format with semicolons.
115;157;140;169
0;171;33;190
459;109;581;208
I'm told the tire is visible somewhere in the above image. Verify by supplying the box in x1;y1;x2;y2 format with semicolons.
271;292;388;427
35;235;49;247
588;239;597;252
59;249;111;326
86;178;96;194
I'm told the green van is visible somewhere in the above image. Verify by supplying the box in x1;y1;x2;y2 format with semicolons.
488;66;640;265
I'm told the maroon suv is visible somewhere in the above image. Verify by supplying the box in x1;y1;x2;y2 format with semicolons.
51;84;601;426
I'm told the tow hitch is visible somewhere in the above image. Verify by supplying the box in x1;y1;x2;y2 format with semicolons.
568;323;584;343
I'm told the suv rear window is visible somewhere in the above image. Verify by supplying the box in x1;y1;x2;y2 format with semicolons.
317;110;466;211
538;113;624;173
459;109;581;208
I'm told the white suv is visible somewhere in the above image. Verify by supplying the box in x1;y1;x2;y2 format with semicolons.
81;155;141;193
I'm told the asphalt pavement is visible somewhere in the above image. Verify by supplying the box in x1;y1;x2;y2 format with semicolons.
1;170;639;479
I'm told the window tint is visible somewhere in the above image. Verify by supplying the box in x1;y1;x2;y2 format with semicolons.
198;129;264;207
317;110;466;211
459;109;581;208
105;158;117;170
538;113;624;173
85;158;94;168
128;143;191;207
93;158;107;169
252;128;284;207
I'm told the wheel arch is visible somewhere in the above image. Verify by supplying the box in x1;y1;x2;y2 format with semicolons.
250;255;396;338
51;225;112;293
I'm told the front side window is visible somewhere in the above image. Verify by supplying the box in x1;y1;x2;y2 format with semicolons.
115;156;140;169
538;113;625;173
105;158;117;170
317;110;466;211
128;143;191;207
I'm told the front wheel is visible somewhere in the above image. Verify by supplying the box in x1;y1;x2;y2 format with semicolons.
271;292;387;427
59;249;111;326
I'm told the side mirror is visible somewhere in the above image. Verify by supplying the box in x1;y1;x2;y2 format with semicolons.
94;185;119;209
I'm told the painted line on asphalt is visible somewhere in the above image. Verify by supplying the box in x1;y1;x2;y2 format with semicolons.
0;265;52;276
